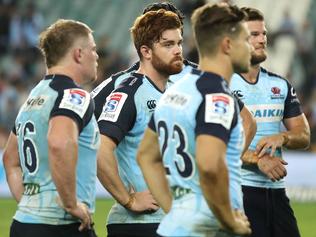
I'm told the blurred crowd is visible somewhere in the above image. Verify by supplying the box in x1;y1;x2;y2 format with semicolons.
0;0;316;151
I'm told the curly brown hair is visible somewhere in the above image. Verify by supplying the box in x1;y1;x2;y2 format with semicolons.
130;9;182;59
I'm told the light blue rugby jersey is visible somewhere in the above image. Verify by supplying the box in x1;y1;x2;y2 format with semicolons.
149;69;244;236
98;72;166;224
91;60;197;120
13;75;100;225
230;68;302;188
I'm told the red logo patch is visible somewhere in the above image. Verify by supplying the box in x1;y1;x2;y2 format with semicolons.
271;87;281;95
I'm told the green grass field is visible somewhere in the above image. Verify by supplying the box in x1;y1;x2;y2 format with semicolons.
0;198;315;237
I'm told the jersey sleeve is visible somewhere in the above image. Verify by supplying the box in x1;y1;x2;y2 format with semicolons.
97;82;139;144
50;88;94;133
234;93;244;111
195;79;237;144
91;76;115;120
283;80;303;118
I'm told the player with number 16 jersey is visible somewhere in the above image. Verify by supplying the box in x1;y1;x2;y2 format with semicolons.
12;74;100;225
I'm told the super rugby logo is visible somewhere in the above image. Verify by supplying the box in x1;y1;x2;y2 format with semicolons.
59;88;90;118
69;89;86;105
205;93;234;130
99;92;128;122
105;93;123;112
213;96;229;114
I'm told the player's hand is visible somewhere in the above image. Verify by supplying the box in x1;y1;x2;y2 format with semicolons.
255;134;286;158
57;197;92;231
230;210;251;236
128;190;159;213
258;155;288;182
67;202;92;231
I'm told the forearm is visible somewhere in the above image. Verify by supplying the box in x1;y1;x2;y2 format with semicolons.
49;139;78;210
97;155;130;206
5;166;24;202
140;159;172;213
241;109;257;155
282;114;310;150
200;161;235;231
281;130;310;150
3;132;24;202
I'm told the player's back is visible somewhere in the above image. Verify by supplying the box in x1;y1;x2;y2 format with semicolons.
14;75;99;224
152;68;244;236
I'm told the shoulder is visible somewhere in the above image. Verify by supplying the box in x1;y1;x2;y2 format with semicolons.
49;76;91;103
260;67;287;82
115;73;144;92
196;71;231;96
183;59;198;68
49;75;80;92
91;62;140;98
260;68;294;91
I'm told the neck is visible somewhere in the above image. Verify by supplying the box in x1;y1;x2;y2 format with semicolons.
198;55;233;84
240;64;260;83
47;65;82;85
136;61;169;92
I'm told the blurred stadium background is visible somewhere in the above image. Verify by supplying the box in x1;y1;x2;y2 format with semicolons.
0;0;315;236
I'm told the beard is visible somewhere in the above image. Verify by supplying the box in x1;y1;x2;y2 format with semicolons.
152;52;183;76
251;52;267;66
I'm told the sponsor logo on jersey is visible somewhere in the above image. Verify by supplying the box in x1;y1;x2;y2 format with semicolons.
59;89;90;118
213;96;229;114
161;92;190;107
69;89;86;105
147;100;156;110
270;87;285;99
232;90;244;99
98;92;128;122
23;96;47;110
205;93;234;130
246;104;284;122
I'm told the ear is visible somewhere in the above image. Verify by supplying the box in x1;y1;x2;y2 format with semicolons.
139;45;152;60
221;36;232;55
73;47;82;63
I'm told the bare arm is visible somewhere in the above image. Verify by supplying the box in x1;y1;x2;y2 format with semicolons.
196;135;250;235
137;128;172;213
256;114;310;157
282;114;310;149
97;134;158;212
3;132;24;202
97;135;130;206
48;116;91;231
240;106;257;155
